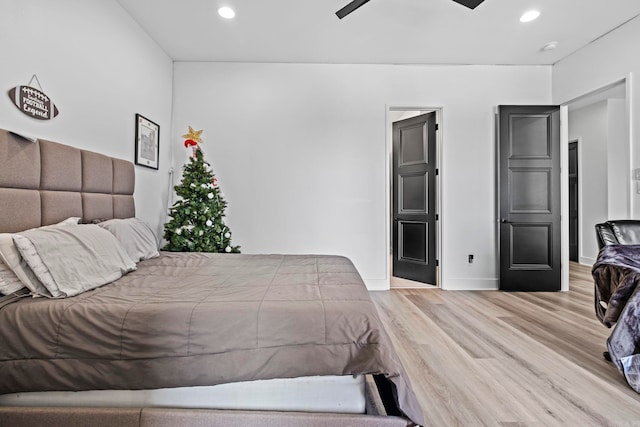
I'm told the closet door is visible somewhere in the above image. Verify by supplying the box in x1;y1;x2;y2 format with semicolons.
392;112;437;285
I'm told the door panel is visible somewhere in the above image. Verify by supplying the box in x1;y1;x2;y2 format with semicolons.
399;221;427;263
510;115;551;157
400;173;427;213
510;223;552;266
393;112;437;285
510;169;551;212
498;106;561;291
400;123;427;165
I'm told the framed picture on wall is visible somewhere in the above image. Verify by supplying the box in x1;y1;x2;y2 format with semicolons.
135;114;160;170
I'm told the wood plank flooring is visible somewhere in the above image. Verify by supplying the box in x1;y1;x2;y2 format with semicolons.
371;262;640;426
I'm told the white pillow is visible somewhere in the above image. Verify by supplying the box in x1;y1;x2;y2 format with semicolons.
0;218;81;297
14;225;136;298
98;218;159;262
12;236;64;298
0;259;25;295
0;233;52;297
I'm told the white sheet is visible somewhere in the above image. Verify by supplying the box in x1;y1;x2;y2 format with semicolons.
0;375;366;414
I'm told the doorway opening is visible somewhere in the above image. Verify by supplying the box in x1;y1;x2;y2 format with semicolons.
568;140;579;262
387;108;442;289
561;77;630;269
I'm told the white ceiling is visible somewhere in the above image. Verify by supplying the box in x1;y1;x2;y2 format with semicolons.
116;0;640;65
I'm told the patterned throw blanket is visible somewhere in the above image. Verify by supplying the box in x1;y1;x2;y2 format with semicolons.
592;244;640;327
592;245;640;393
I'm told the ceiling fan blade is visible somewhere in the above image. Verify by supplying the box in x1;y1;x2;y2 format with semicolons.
336;0;371;19
451;0;485;9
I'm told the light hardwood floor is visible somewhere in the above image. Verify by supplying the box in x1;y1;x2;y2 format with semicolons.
372;262;640;426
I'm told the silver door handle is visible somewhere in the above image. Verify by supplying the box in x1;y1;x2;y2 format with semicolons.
499;218;511;223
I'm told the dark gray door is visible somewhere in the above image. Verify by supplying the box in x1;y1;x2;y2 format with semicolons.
498;105;561;292
569;141;579;262
392;112;437;285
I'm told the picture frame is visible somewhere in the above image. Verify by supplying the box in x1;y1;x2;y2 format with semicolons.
135;114;160;170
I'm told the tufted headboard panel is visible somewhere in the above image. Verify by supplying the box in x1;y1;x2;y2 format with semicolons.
0;129;135;233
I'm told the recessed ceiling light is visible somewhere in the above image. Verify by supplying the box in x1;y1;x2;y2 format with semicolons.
541;41;559;52
520;10;540;23
218;6;235;19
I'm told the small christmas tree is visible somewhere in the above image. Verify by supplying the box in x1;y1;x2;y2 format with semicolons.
163;126;240;253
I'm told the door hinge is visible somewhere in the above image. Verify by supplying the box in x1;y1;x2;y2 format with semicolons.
435;123;439;131
435;259;439;266
436;214;439;221
435;168;439;176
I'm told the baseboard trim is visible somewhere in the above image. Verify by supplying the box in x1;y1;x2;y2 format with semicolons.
579;256;596;266
443;277;498;291
366;277;500;291
363;278;390;291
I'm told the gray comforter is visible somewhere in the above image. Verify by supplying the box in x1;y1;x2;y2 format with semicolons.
0;253;424;425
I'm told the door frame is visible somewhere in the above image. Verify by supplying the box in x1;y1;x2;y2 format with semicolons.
386;106;443;288
558;74;633;290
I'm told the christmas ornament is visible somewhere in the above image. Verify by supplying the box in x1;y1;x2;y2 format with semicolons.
207;193;214;199
224;232;231;238
225;246;231;253
182;126;203;143
182;126;203;158
212;177;218;187
206;220;213;227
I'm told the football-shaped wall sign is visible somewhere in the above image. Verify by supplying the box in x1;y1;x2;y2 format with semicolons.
7;85;59;120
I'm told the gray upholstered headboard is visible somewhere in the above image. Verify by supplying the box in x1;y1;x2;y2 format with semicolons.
0;129;135;233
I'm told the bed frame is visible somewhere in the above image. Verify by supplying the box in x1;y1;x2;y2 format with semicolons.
0;129;411;426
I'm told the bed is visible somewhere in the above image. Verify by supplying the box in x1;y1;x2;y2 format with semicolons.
0;129;424;426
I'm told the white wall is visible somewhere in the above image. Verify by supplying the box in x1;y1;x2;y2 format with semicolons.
553;15;639;217
172;62;551;290
608;99;629;219
568;102;608;264
0;0;174;237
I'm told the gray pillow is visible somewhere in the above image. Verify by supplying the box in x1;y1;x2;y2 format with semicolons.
0;217;81;297
14;225;136;298
0;259;25;295
98;218;159;262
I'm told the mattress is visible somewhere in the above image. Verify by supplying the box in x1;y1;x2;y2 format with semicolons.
0;253;423;425
0;375;365;413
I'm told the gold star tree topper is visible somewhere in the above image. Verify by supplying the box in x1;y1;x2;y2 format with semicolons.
182;126;203;144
